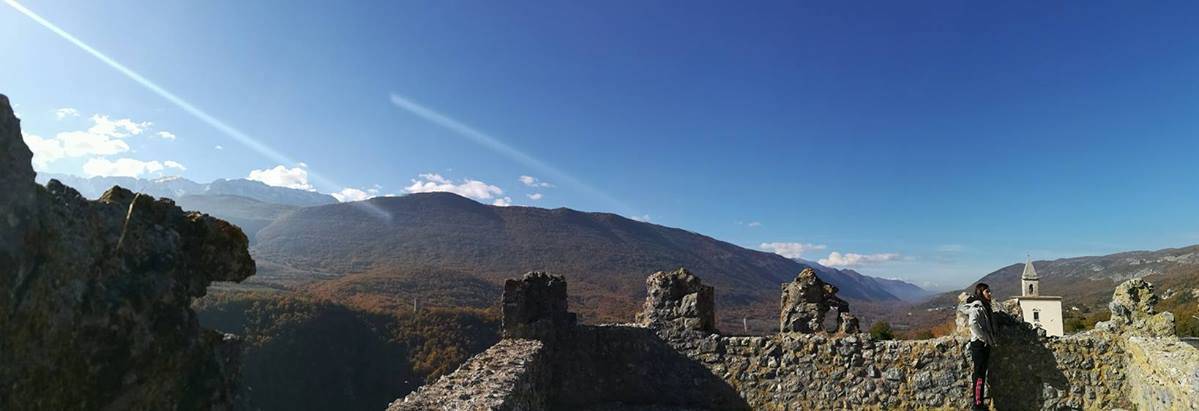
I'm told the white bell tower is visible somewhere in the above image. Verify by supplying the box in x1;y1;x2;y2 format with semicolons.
1021;255;1039;297
1016;256;1064;336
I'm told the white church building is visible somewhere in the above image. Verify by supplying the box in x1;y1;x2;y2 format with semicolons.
1016;257;1064;336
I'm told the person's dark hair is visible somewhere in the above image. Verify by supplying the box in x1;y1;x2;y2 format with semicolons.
973;283;993;311
974;283;990;298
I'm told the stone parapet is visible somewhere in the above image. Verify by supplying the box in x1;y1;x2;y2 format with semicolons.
390;269;1199;410
388;339;550;411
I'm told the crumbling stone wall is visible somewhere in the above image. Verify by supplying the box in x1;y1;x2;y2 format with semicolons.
779;268;858;334
0;95;255;410
393;271;748;410
387;339;550;411
502;272;577;340
637;268;715;334
1097;278;1176;337
389;267;1197;410
1124;337;1199;410
661;303;1134;409
655;274;1195;410
551;324;748;409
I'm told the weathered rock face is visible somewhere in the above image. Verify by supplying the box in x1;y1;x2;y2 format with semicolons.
780;268;857;334
502;272;577;340
1097;278;1176;337
1125;337;1199;410
0;94;255;410
636;267;716;335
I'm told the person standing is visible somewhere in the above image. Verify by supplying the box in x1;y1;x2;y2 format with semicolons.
961;283;997;411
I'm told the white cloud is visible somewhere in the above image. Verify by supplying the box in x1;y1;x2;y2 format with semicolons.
493;196;513;207
519;175;553;188
760;242;827;259
58;130;130;157
632;214;652;222
54;107;79;120
422;173;451;184
818;252;902;267
247;165;315;191
87;114;150;138
214;145;224;150
748;221;762;227
404;173;504;200
19;113;160;168
22;133;66;168
155;131;176;140
527;193;543;201
82;158;184;178
332;187;371;202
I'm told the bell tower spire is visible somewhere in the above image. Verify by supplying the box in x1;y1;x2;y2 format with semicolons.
1021;254;1039;296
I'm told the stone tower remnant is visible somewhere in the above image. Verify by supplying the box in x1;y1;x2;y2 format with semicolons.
1095;278;1175;337
780;268;859;334
636;267;716;334
502;271;577;340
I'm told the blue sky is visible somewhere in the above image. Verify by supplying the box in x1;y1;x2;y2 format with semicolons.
4;1;1199;290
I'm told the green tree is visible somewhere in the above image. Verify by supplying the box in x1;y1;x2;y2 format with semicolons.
869;321;894;340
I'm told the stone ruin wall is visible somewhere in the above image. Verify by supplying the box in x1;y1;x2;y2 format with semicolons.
393;269;1198;410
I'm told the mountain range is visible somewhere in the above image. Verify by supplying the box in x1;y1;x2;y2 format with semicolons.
35;174;930;330
250;192;931;330
31;173;1195;335
35;173;338;207
792;258;937;302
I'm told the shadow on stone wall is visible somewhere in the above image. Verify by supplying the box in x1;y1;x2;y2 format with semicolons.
553;325;750;410
988;313;1070;411
498;271;750;410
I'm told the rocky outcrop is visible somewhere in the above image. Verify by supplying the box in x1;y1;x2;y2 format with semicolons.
502;272;576;341
0;95;255;410
1096;278;1175;337
636;268;716;335
779;268;858;334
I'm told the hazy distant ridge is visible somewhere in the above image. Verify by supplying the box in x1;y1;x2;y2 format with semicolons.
35;173;337;207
